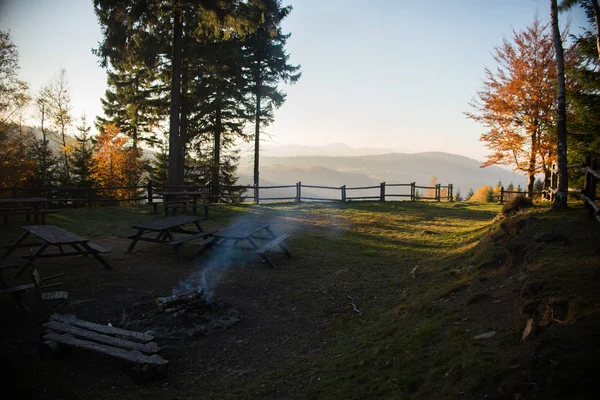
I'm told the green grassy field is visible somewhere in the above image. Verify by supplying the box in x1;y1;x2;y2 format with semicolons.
2;200;599;399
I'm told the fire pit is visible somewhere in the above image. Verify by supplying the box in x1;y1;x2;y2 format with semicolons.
120;289;240;339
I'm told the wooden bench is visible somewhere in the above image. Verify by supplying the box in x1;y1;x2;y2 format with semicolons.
0;209;58;225
255;234;292;268
166;230;217;259
42;314;168;383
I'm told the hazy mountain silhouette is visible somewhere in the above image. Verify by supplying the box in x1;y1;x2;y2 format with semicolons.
238;151;528;197
262;142;412;157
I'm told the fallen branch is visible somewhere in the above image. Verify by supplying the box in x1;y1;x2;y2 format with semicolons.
345;294;363;316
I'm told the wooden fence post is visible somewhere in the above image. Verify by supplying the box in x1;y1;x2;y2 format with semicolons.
296;182;301;202
499;186;504;204
436;184;441;202
87;186;94;208
147;180;153;204
341;185;346;202
380;182;386;202
448;184;453;201
410;182;416;201
254;185;259;205
11;185;17;198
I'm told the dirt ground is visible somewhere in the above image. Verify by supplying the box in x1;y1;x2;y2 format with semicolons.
0;215;338;400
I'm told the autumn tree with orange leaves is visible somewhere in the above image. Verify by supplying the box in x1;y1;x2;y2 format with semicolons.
90;123;145;200
466;18;564;195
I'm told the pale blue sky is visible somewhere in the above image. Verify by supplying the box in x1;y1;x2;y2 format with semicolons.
0;0;587;161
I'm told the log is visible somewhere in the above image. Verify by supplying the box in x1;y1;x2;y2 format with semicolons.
42;332;168;365
43;321;161;354
156;289;203;310
50;314;154;343
40;340;60;360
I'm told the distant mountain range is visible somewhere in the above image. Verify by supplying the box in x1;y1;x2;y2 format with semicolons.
261;142;413;157
237;148;528;198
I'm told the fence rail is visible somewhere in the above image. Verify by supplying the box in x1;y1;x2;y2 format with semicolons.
0;180;454;207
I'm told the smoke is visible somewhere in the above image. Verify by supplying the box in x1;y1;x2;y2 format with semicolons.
172;207;305;304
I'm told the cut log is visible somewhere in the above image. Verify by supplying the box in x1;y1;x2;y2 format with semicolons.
40;339;61;360
50;314;154;343
43;321;160;354
43;332;168;365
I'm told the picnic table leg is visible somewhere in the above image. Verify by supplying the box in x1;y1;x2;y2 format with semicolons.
80;243;112;270
265;227;292;257
70;243;88;257
13;241;50;278
1;231;31;262
192;195;198;215
193;221;203;233
127;230;144;253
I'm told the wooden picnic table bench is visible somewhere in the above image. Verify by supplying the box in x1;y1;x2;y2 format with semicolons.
207;220;292;267
122;215;216;259
155;191;212;217
1;225;112;278
0;198;58;224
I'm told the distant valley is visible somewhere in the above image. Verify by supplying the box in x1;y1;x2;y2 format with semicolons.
237;147;527;198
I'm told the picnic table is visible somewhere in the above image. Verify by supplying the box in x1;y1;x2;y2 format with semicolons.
0;198;57;224
1;225;112;278
210;219;291;267
155;191;211;217
122;215;216;259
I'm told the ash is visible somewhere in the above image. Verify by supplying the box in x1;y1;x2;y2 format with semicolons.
120;289;240;339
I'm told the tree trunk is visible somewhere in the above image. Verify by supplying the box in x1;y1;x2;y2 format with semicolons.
179;51;188;186
551;0;568;209
212;106;222;202
167;2;183;186
591;0;600;58
253;81;261;193
528;131;537;196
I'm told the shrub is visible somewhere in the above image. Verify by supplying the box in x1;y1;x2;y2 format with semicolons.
502;195;533;215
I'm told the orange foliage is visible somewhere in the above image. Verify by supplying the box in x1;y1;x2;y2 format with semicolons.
90;124;145;199
466;19;571;186
0;129;35;187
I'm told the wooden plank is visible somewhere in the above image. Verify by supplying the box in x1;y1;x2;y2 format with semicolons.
582;194;600;213
87;242;111;253
43;333;168;365
43;321;160;354
255;234;291;255
165;231;211;246
51;314;154;343
132;215;201;231
22;225;88;245
193;237;215;247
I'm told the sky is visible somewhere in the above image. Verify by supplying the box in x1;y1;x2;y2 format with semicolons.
0;0;589;161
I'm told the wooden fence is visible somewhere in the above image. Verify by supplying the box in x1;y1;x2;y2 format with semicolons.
0;181;454;207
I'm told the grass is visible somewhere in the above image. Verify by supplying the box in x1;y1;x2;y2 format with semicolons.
3;199;599;399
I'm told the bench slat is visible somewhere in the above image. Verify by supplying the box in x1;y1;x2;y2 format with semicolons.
43;321;160;354
43;332;168;365
165;231;216;246
86;242;111;253
51;314;154;343
255;234;291;255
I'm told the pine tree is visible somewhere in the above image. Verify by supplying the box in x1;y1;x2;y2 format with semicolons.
465;188;475;201
242;0;301;191
71;114;94;185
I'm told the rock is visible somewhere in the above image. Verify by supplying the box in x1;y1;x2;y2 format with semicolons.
450;269;462;277
409;265;419;278
534;231;567;243
473;331;497;340
466;265;476;273
521;318;535;343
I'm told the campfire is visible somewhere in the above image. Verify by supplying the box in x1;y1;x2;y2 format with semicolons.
120;289;240;339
